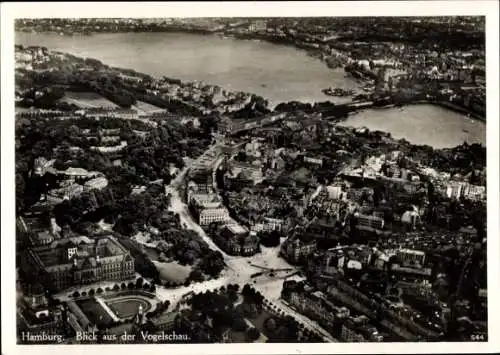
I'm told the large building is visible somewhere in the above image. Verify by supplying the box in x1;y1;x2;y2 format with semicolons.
322;185;345;201
83;177;109;191
341;315;384;342
47;184;84;200
281;236;317;264
214;221;259;256
261;217;284;232
288;289;347;328
199;208;230;226
32;157;56;176
150;312;178;332
396;248;426;266
355;213;385;231
188;182;231;226
17;306;65;341
446;181;486;201
23;235;135;291
462;183;486;201
227;161;263;182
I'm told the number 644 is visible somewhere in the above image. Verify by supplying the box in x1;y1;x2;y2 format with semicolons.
470;334;485;341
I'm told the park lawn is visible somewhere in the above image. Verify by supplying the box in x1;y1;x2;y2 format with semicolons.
77;298;114;328
153;260;192;283
134;100;164;113
60;91;119;109
106;298;151;319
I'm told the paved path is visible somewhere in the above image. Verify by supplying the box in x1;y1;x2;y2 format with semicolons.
95;296;120;322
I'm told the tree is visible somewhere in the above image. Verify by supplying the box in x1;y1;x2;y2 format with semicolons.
189;269;205;283
121;283;127;290
236;151;248;162
136;277;144;289
97;287;104;294
113;284;120;292
200;115;218;136
264;317;277;332
162;300;170;311
242;284;252;297
232;317;249;332
89;289;95;296
247;327;260;341
72;291;80;298
227;289;238;304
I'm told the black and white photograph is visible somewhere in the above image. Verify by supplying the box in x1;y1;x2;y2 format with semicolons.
1;1;499;354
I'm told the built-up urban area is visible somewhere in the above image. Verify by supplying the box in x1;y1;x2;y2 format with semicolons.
15;17;487;344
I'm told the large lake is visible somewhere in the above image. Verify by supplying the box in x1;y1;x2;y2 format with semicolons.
339;105;485;148
16;31;358;107
16;31;486;148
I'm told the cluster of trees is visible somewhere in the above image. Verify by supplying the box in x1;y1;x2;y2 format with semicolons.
426;143;486;179
113;189;170;235
241;284;265;313
121;122;211;182
16;86;76;110
17;117;220;285
230;95;271;119
58;185;226;279
187;288;237;336
16;51;234;117
274;101;352;119
196;250;226;278
257;230;282;247
69;280;157;299
146;300;171;319
17;64;138;108
182;285;269;342
15;112;210;213
261;315;301;342
160;231;226;279
246;327;261;341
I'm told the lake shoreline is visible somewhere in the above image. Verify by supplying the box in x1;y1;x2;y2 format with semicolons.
15;31;485;148
338;103;485;149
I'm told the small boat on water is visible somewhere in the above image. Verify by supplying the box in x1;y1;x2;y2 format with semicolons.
322;87;355;97
463;129;470;133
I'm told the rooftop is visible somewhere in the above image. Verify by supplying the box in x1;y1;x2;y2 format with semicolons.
31;235;127;268
398;248;425;256
64;167;89;176
225;223;248;235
